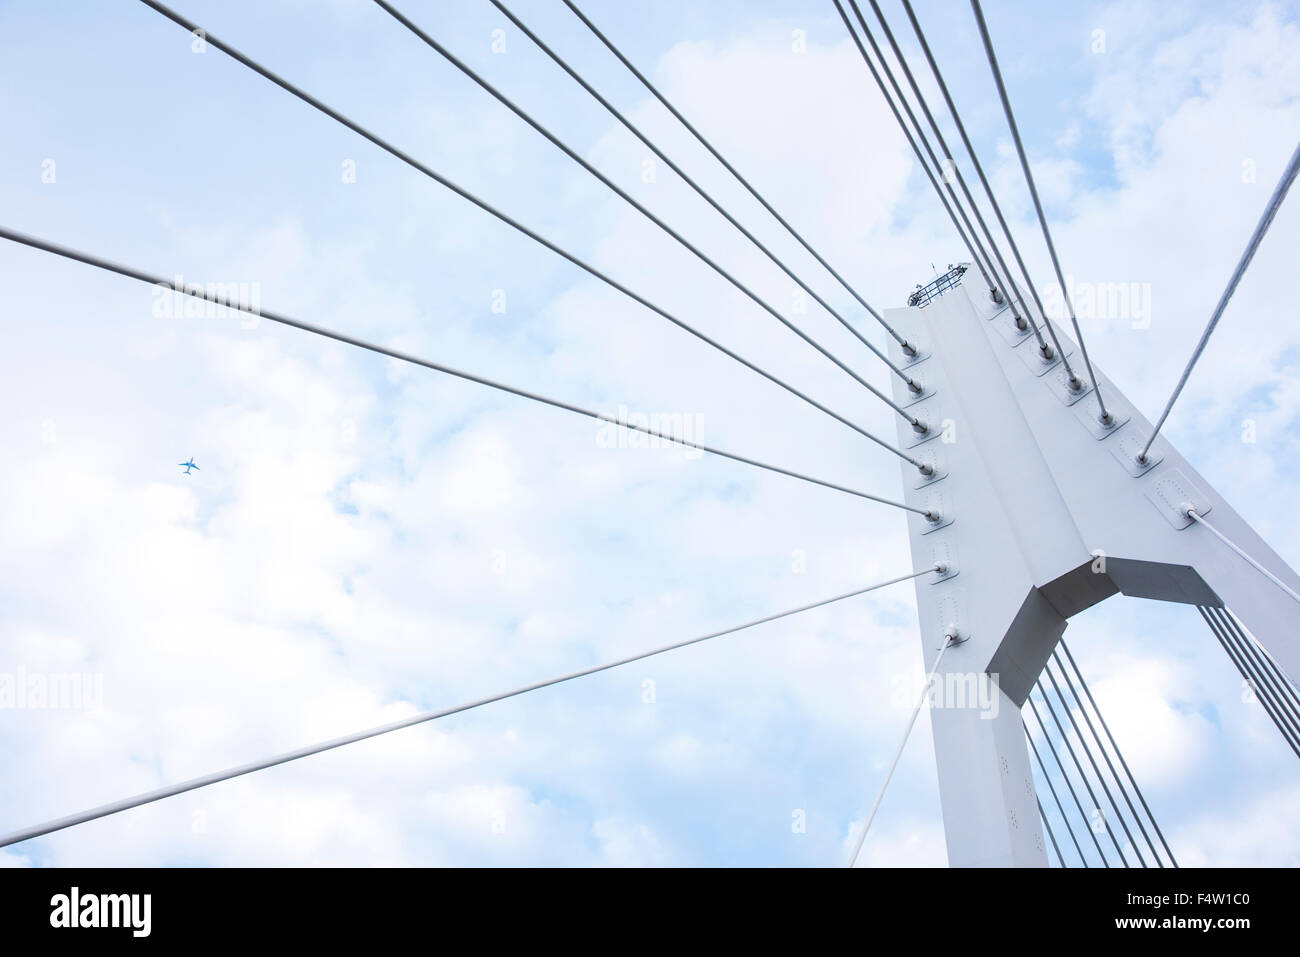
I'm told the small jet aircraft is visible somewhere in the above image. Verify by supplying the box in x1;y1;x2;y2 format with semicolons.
179;458;200;475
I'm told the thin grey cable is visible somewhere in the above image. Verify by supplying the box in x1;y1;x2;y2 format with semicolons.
371;0;929;424
1214;609;1300;737
1140;138;1300;461
969;0;1090;379
841;0;998;294
1058;639;1177;867
1051;648;1164;867
1206;607;1300;752
136;0;933;463
1187;508;1300;605
1204;606;1300;757
1035;680;1128;865
485;0;926;386
0;567;940;848
1224;609;1300;701
863;0;1025;332
0;225;936;518
561;0;915;352
898;0;1048;345
1026;694;1108;866
1043;665;1145;866
1050;653;1161;866
966;0;1108;411
831;0;997;298
1036;796;1065;868
1024;717;1088;867
1199;606;1300;759
847;635;953;867
902;0;1049;355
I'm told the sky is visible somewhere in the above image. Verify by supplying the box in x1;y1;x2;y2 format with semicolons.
0;0;1298;867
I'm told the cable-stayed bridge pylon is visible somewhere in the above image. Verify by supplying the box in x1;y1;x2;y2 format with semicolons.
885;274;1300;866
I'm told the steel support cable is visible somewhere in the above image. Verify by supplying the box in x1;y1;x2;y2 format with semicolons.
1057;639;1177;867
898;0;1044;344
1235;612;1300;696
899;3;1060;356
1140;138;1300;461
967;0;1107;410
1201;608;1300;748
863;0;1025;332
1198;606;1300;760
1051;649;1165;867
1186;508;1300;606
561;0;914;353
136;0;933;467
1201;606;1300;757
1266;655;1300;699
846;635;953;867
968;0;1092;386
1035;681;1128;865
1042;666;1145;867
1036;796;1066;868
483;0;927;386
0;226;938;519
841;0;999;295
371;0;930;425
1049;653;1161;866
831;0;997;298
0;567;941;848
1222;608;1300;702
1024;717;1088;867
1026;694;1108;866
1211;613;1300;738
842;0;1003;299
1218;611;1300;755
1214;607;1300;734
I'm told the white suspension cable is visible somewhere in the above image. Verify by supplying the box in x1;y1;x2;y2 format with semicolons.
371;0;929;421
1218;606;1299;691
0;567;939;849
133;0;934;464
561;0;918;352
0;225;936;515
1187;508;1300;606
481;0;927;389
846;633;953;867
836;0;999;298
969;0;1088;381
1140;138;1300;461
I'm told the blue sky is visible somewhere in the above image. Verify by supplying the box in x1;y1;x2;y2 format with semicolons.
1;0;1298;866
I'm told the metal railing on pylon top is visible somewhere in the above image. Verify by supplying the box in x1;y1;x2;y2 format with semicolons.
908;262;969;308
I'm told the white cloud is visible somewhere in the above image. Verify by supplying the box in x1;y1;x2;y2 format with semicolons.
1;0;1298;868
1174;782;1300;866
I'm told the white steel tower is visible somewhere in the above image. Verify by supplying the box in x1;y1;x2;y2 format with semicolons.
886;277;1300;867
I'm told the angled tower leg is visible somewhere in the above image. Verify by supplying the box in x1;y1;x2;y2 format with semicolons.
885;278;1300;867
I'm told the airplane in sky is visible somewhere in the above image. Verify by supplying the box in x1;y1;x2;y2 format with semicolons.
178;458;199;475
